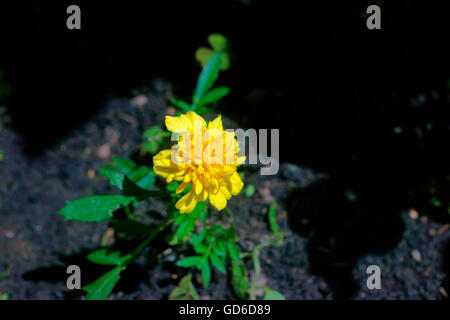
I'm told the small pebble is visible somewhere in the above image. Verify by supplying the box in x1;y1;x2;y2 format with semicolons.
3;230;15;239
97;144;111;159
87;169;95;179
408;208;419;220
411;250;422;262
167;106;177;115
130;95;148;107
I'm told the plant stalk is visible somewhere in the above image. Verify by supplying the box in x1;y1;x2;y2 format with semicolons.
126;217;176;265
224;207;234;218
248;241;271;300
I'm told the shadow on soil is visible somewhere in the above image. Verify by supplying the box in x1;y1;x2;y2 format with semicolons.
285;178;406;299
22;230;172;299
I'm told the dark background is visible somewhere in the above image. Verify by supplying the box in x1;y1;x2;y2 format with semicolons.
0;0;449;298
1;0;448;206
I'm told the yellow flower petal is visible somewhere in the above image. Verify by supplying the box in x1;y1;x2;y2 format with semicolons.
207;114;223;131
209;190;227;211
165;114;193;133
228;171;244;195
194;179;203;195
186;111;207;130
176;181;191;194
175;191;199;214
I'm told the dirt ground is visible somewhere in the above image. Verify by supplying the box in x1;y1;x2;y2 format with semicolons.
0;80;449;300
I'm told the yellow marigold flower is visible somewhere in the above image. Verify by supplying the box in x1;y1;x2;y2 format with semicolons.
153;111;245;213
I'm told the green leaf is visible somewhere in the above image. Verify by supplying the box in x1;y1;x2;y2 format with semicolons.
245;184;256;197
214;241;227;259
142;125;170;141
59;195;134;222
128;166;156;190
197;86;230;107
268;202;279;234
175;219;195;241
87;249;131;266
195;47;214;68
195;105;215;116
142;126;161;139
169;274;199;300
227;241;240;261
122;176;166;201
231;261;249;299
169;98;191;111
209;253;226;273
111;219;153;237
190;229;207;247
193;53;222;105
83;266;123;300
0;293;9;300
201;260;211;288
166;181;179;192
189;201;206;219
193;243;208;255
220;53;231;71
111;157;136;175
263;286;286;300
208;34;228;52
99;165;125;190
176;256;204;269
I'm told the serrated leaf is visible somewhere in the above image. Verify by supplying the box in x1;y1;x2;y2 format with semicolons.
169;274;199;300
193;53;222;105
83;266;123;300
98;165;125;190
263;286;286;300
209;253;226;273
111;157;136;175
193;243;208;255
87;249;131;266
176;256;204;269
175;219;195;241
214;241;227;258
128;166;156;190
189;201;206;219
227;241;240;261
142;126;161;139
201;260;211;288
197;86;230;107
141;126;171;154
231;261;249;299
59;195;134;222
141;141;160;155
207;33;228;52
122;176;166;201
190;229;207;247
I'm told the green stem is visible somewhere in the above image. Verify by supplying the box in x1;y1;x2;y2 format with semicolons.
224;207;234;218
126;217;175;265
248;241;271;300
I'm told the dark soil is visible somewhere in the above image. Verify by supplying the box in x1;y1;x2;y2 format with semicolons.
0;81;449;300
